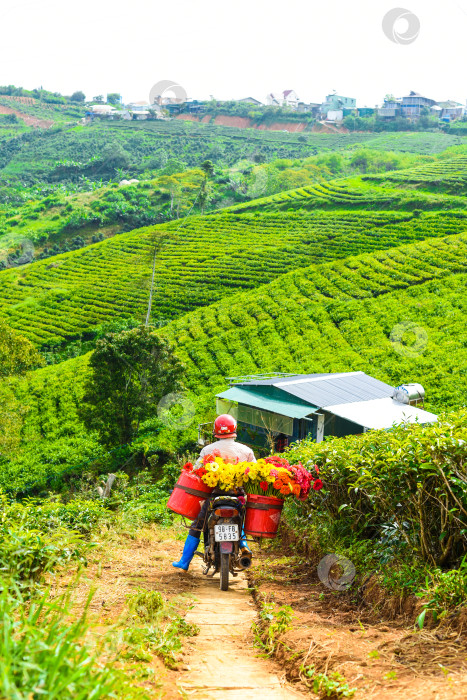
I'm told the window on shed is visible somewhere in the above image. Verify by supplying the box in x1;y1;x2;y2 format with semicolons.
237;405;293;436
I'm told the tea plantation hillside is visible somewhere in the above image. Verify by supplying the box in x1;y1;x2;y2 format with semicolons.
2;231;466;493
2;144;450;255
2;125;467;494
1;208;467;346
162;231;467;410
2;120;466;186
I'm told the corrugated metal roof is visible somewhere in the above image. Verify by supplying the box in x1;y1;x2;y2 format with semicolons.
325;398;438;430
240;372;394;407
281;373;394;407
243;373;333;387
217;387;318;419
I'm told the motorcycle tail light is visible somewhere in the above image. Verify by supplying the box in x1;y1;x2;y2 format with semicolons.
214;508;238;517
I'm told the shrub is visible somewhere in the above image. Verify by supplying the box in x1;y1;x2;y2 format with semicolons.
0;493;105;582
287;410;467;567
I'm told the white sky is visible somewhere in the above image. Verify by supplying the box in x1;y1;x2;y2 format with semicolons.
0;0;466;106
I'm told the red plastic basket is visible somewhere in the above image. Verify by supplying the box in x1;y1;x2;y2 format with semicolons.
244;494;284;538
167;471;213;519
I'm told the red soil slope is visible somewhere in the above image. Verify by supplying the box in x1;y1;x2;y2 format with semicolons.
0;103;53;128
175;113;311;132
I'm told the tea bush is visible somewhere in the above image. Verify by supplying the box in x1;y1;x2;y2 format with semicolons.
286;410;467;567
0;492;110;582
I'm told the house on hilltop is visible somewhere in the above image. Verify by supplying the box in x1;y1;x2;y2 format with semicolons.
266;90;300;109
378;96;402;119
297;101;320;115
282;89;299;108
238;97;263;106
126;101;161;120
401;91;437;118
87;104;119;119
320;93;356;121
438;100;464;121
213;372;437;452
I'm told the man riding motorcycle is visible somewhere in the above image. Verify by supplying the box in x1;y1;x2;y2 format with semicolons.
172;414;255;571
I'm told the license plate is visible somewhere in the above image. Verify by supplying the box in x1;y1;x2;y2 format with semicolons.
214;524;239;542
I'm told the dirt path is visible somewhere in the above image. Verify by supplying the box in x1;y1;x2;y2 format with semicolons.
177;559;304;699
52;526;467;699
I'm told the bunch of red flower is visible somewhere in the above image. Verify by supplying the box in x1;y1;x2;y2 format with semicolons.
266;456;322;499
287;462;322;499
182;460;209;477
265;455;290;469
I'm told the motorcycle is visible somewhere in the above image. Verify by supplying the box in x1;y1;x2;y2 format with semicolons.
196;494;252;591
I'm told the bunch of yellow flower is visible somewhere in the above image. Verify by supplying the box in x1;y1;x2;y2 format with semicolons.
195;456;298;496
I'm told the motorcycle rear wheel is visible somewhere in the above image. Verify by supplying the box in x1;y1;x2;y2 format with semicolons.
220;553;229;591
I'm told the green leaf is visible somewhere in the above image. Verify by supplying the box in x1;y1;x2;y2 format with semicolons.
416;609;426;630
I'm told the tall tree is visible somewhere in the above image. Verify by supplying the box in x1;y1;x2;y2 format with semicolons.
80;327;184;447
70;91;85;102
0;321;43;379
199;160;214;212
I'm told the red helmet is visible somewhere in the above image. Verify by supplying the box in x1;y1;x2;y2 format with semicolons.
214;414;237;438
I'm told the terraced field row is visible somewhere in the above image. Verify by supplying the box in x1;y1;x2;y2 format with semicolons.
223;181;407;212
365;155;467;187
344;131;467;153
221;176;467;214
1;210;467;346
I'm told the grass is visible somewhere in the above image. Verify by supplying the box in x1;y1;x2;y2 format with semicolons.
0;473;196;698
122;589;199;668
0;586;147;700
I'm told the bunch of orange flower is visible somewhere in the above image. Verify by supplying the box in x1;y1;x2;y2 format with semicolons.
181;454;322;500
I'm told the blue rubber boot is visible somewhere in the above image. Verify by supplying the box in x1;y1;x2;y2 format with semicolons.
172;534;200;571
